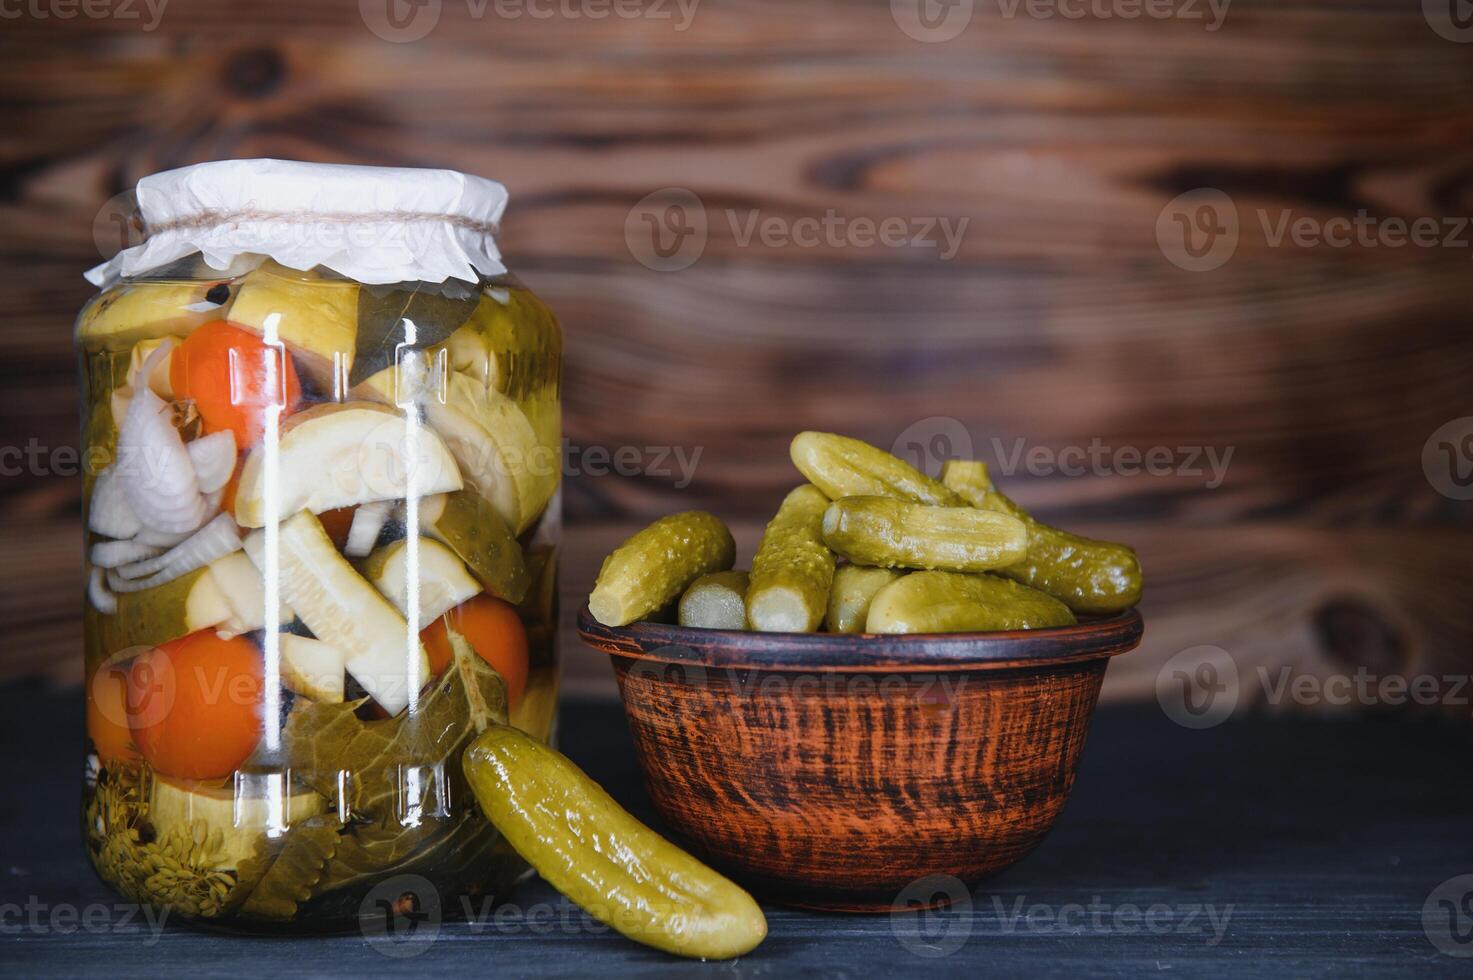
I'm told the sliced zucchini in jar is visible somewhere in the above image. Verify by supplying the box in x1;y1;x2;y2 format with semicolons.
149;774;328;870
232;402;463;527
76;281;232;350
417;489;531;604
228;261;360;391
244;511;430;716
360;535;483;626
279;635;347;703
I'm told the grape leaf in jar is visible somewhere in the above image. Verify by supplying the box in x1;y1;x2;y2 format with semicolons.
350;278;482;387
273;628;507;817
231;633;507;919
230;816;342;920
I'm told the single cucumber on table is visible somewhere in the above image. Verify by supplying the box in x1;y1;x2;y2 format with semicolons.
679;570;750;630
746;484;836;632
820;496;1028;573
790;431;964;506
825;565;902;634
866;570;1076;634
588;511;736;627
462;725;767;960
941;459;1142;615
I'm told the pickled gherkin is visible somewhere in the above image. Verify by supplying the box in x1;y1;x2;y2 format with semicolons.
588;511;736;627
678;570;750;630
462;725;768;960
866;571;1076;634
746;485;835;632
825;565;902;634
941;460;1142;616
790;431;964;506
820;496;1028;573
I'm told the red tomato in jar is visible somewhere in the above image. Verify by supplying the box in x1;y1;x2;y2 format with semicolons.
170;321;302;447
421;596;530;708
86;662;139;766
127;631;264;780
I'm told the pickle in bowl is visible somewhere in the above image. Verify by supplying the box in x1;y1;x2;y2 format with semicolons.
866;570;1077;634
679;570;750;630
746;485;836;633
825;565;903;634
941;459;1143;615
588;511;737;627
820;495;1028;573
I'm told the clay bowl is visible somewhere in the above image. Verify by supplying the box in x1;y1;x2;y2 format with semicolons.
576;606;1143;912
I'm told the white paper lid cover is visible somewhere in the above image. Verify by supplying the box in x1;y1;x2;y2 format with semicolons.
86;159;508;287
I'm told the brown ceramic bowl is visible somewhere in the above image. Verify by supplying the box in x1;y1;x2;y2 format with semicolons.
576;605;1144;912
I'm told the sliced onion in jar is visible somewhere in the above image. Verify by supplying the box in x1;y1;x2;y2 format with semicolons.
109;514;242;591
89;538;166;569
343;500;393;557
116;341;211;535
186;430;238;494
88;566;118;614
87;466;143;540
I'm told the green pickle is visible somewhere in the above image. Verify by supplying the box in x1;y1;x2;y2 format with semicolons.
941;460;1143;615
821;496;1028;573
588;511;736;627
746;485;836;632
790;431;964;506
866;571;1076;634
462;725;767;960
678;570;750;630
825;565;902;634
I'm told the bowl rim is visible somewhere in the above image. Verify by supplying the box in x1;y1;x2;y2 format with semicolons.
576;604;1144;673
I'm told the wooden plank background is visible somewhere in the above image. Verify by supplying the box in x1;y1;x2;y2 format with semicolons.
1;0;1469;710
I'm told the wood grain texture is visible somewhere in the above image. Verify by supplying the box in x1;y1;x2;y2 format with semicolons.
0;0;1469;711
581;606;1134;907
7;687;1471;975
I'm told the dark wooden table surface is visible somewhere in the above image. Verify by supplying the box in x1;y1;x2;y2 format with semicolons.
2;680;1469;977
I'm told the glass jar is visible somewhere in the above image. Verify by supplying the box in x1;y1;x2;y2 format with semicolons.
77;162;561;930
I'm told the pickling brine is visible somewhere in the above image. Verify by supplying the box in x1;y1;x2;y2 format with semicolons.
77;161;561;929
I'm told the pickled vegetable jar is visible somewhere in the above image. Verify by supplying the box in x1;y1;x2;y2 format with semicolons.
77;160;561;928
